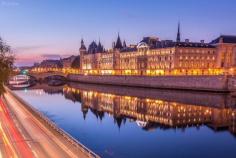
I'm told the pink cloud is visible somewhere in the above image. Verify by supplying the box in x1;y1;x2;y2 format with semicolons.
15;54;43;66
13;44;77;66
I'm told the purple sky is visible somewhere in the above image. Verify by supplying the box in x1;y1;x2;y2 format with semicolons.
0;0;236;66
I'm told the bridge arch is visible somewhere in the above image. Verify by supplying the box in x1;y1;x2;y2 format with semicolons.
29;72;67;80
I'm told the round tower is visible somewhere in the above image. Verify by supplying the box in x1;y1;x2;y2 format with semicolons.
79;39;87;71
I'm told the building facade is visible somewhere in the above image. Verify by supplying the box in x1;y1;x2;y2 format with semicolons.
80;25;236;76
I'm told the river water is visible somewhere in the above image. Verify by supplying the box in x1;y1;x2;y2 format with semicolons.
13;83;236;158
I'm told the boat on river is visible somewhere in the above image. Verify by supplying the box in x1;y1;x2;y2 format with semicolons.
8;75;32;88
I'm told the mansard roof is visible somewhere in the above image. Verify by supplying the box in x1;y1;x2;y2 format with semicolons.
138;39;214;49
87;40;105;54
141;37;159;48
210;35;236;44
174;42;215;48
146;39;215;49
120;39;215;53
155;40;175;48
88;41;97;54
89;41;97;49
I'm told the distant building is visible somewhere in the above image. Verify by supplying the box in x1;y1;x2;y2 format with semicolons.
80;24;236;75
37;59;63;69
33;62;40;67
61;55;76;68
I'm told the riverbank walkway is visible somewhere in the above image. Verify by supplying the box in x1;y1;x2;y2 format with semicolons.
0;88;99;158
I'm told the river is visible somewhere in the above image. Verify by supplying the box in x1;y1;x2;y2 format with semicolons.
13;83;236;158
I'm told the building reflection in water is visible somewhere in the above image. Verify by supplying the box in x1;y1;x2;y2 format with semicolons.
25;83;236;135
57;85;236;136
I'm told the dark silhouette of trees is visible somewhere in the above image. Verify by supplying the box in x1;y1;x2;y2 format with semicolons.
0;37;14;93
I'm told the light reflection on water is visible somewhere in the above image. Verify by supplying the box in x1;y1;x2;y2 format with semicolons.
14;83;236;158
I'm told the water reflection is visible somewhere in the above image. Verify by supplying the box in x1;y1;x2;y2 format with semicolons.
26;83;236;136
63;85;236;136
13;83;236;158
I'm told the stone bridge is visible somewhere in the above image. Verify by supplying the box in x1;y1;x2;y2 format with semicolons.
29;71;67;80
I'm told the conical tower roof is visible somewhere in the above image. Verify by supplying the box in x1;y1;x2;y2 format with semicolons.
176;22;181;42
80;39;86;50
115;33;123;49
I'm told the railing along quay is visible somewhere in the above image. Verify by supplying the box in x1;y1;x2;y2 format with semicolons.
4;86;100;158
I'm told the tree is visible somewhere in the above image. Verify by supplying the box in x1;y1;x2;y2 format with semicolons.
0;37;14;93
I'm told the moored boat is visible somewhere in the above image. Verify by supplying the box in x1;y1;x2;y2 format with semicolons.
8;75;32;88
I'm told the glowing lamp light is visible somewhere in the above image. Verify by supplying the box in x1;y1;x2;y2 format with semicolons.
21;69;28;75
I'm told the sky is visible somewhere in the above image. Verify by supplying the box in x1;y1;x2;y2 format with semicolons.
0;0;236;66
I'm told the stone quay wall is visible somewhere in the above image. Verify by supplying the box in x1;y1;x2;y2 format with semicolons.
67;74;236;92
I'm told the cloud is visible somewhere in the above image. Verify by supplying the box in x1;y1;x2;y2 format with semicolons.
15;54;42;67
41;54;61;60
14;53;75;67
14;53;60;65
13;44;76;66
15;54;42;62
13;45;49;53
0;0;19;6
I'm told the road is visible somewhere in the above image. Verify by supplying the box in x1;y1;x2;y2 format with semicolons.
0;90;97;158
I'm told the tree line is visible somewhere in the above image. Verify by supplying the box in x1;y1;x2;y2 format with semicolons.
0;37;14;93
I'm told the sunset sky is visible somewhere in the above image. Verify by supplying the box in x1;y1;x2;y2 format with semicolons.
0;0;236;66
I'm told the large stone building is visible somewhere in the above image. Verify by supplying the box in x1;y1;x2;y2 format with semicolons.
80;25;236;76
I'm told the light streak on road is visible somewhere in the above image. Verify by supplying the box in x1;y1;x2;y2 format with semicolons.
0;98;34;158
0;123;18;158
1;89;97;158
